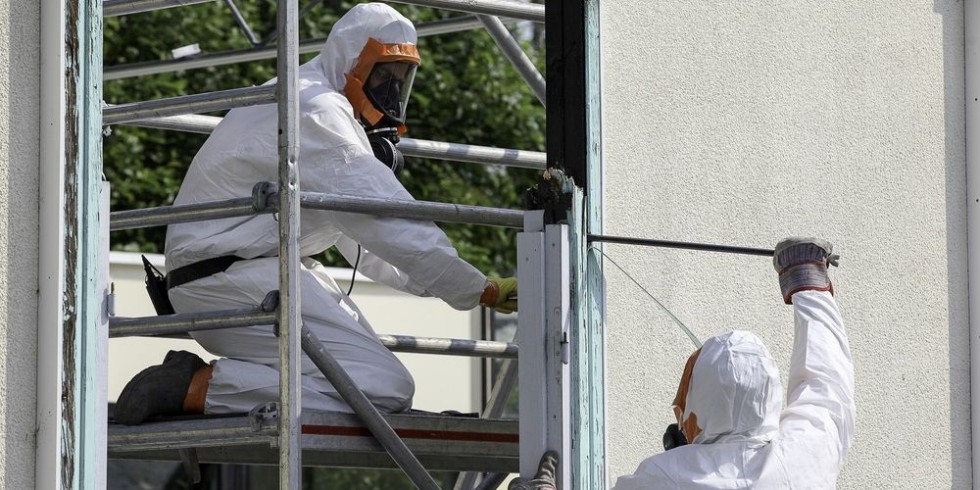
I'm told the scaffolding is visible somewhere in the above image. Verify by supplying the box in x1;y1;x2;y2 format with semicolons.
102;1;567;489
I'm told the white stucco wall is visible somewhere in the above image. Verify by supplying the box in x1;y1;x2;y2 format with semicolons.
601;2;967;488
0;0;39;488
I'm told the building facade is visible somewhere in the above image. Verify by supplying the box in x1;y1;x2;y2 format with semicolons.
601;2;970;488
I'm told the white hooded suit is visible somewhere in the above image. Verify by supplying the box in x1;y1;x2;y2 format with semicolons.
613;291;855;489
164;3;487;414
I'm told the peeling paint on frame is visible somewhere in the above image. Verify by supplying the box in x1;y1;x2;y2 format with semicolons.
61;0;104;488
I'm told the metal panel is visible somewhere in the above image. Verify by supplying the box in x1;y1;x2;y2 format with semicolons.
545;225;571;487
517;231;546;478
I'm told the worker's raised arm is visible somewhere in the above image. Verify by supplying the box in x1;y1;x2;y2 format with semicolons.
774;238;856;477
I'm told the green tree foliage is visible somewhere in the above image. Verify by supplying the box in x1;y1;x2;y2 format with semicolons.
104;1;544;276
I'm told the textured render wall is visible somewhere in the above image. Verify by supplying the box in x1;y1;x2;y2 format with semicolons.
0;0;39;488
601;2;967;488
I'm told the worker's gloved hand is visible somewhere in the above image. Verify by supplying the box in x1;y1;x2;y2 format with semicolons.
508;450;558;490
773;237;839;304
481;276;518;313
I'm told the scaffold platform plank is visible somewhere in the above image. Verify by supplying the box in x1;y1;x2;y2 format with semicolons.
108;410;519;472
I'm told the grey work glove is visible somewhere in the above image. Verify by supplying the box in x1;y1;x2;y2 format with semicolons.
508;450;559;490
773;237;839;304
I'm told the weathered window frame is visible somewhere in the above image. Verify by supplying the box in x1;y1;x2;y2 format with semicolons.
39;0;106;488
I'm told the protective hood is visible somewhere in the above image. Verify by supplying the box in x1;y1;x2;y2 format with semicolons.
682;330;783;444
318;3;419;127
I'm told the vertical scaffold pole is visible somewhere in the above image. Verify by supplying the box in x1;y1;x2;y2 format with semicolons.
276;0;301;487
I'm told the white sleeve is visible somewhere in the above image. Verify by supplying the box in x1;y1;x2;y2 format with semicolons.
335;235;434;297
297;99;488;310
779;290;856;468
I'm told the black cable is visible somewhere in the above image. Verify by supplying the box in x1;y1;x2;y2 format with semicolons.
347;245;361;296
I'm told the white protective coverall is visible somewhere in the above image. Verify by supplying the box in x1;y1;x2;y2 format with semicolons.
613;291;855;489
164;3;487;414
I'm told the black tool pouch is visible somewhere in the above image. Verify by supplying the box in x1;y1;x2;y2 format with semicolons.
141;255;175;315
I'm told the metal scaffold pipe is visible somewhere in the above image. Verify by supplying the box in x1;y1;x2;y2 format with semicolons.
103;0;216;17
300;326;441;489
128;113;545;168
110;191;523;231
103;85;276;125
297;192;525;228
378;334;518;358
105;16;489;81
397;138;546;169
588;234;776;257
274;0;302;486
387;0;544;23
478;15;546;106
127;114;222;134
109;309;278;338
109;197;262;231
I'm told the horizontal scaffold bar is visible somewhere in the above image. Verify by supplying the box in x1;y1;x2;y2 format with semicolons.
108;411;519;472
103;0;215;17
103;85;276;125
127;113;546;169
587;234;776;257
397;138;545;170
298;191;525;228
110;310;517;358
110;197;261;231
388;0;543;23
109;308;277;338
379;334;517;358
110;190;523;231
105;16;489;80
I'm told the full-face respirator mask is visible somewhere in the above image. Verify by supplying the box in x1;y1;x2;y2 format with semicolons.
344;38;420;174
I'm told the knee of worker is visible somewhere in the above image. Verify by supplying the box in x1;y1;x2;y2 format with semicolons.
359;358;416;412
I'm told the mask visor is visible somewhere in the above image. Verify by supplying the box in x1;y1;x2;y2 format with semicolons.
364;61;417;125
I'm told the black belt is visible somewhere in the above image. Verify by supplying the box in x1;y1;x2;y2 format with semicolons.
167;255;245;290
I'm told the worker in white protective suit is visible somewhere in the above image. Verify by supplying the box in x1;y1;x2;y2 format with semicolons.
115;3;518;425
612;237;855;490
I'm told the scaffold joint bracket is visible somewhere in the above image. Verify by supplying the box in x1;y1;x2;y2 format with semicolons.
249;402;280;432
252;181;277;212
